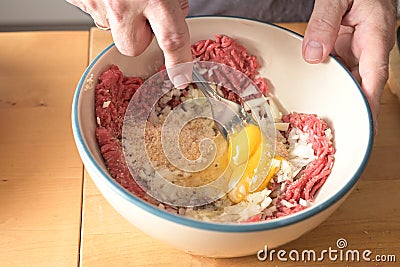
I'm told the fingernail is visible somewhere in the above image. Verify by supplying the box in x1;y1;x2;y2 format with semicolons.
173;74;190;89
167;62;193;89
305;41;323;62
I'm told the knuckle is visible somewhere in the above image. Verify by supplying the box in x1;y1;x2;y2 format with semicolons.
310;0;351;34
367;23;396;52
104;0;121;9
308;16;338;34
338;0;352;12
362;63;389;87
158;31;188;53
86;0;97;11
377;64;389;81
104;0;125;22
178;0;189;10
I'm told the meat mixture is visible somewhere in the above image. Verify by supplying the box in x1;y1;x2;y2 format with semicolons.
93;35;335;223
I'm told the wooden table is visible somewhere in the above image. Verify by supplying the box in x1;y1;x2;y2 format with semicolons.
1;23;399;267
389;21;400;98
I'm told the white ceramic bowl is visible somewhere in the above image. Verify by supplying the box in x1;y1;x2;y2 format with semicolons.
72;16;373;258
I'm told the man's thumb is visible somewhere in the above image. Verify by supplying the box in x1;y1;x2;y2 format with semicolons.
302;0;349;63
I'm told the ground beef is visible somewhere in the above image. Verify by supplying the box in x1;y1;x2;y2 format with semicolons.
276;112;335;217
191;35;269;96
95;65;146;198
192;35;259;79
95;65;144;139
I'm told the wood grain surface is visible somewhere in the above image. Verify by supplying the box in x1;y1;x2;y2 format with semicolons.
0;31;89;266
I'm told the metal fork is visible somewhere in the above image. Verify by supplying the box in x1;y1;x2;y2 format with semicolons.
192;68;257;140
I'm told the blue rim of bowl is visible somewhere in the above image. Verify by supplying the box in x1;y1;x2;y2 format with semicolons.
72;15;374;232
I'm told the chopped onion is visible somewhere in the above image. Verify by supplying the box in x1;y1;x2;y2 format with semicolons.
102;101;111;108
275;122;290;131
266;96;282;122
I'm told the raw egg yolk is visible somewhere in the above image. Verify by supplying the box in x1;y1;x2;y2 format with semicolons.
226;124;280;203
228;124;261;166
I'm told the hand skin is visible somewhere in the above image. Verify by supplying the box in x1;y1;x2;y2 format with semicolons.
303;0;397;132
66;0;397;130
66;0;193;87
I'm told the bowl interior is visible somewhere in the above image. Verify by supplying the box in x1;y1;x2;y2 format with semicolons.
75;17;372;225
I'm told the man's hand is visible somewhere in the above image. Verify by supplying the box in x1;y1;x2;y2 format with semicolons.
303;0;397;132
66;0;193;87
